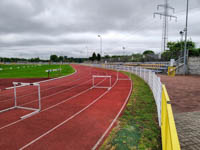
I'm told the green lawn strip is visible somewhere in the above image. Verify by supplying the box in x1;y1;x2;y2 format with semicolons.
100;72;161;150
0;64;74;78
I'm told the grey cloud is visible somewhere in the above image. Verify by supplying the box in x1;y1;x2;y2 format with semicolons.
0;0;200;58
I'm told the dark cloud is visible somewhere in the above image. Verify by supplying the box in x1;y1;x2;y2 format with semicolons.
0;0;200;58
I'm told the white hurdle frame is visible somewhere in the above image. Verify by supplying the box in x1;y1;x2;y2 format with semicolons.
92;75;112;90
116;66;131;81
0;82;41;119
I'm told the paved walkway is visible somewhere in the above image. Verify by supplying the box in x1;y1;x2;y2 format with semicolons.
174;111;200;150
159;75;200;150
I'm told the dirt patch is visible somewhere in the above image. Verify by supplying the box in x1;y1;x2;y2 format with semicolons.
0;78;49;90
159;75;200;113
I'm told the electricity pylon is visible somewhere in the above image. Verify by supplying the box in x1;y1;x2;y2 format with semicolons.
154;0;177;56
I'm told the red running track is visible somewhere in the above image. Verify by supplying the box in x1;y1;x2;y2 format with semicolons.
0;64;132;150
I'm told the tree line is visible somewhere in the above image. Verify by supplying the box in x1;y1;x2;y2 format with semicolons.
161;41;200;61
89;53;101;61
1;41;199;63
0;57;48;63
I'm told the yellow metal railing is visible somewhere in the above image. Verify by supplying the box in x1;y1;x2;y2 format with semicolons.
168;67;176;77
161;85;181;150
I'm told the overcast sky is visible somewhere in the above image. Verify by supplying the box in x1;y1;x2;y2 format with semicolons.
0;0;200;59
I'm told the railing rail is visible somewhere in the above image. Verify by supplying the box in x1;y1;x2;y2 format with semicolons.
162;85;181;150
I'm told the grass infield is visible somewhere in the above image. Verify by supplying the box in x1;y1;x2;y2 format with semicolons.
100;72;161;150
0;64;74;78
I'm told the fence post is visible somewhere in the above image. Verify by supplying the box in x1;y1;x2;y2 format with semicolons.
136;67;137;75
148;70;150;86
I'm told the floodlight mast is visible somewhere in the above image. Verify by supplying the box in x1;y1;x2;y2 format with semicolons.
122;46;125;56
98;35;103;57
154;0;177;56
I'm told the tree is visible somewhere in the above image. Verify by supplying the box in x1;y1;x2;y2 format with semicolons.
161;50;172;61
168;41;196;59
50;55;58;62
64;56;68;62
143;50;155;55
189;49;200;57
58;56;64;62
161;41;199;61
104;55;110;59
97;53;101;61
131;53;143;62
89;52;97;61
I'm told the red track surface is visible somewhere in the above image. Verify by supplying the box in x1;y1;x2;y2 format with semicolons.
0;64;132;150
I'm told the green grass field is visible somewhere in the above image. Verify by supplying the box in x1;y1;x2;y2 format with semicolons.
100;72;161;150
0;64;75;78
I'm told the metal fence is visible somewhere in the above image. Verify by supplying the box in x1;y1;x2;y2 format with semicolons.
84;63;181;150
104;64;162;126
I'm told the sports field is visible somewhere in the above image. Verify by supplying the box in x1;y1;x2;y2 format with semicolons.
0;64;74;78
0;64;132;149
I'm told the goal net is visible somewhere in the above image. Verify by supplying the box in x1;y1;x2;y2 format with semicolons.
92;75;112;90
0;82;41;119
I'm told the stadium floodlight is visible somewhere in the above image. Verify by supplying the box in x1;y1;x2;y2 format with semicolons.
98;35;103;56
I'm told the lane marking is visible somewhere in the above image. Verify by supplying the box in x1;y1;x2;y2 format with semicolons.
0;66;79;98
92;74;132;150
20;79;92;106
0;72;108;130
0;75;91;103
0;64;97;101
19;74;118;150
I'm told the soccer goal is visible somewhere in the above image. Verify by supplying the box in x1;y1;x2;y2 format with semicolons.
0;82;41;119
92;75;112;90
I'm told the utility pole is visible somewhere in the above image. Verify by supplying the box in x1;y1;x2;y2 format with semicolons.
184;0;189;75
180;31;184;57
154;0;177;56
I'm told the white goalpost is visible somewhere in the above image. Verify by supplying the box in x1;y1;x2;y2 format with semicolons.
0;82;41;119
92;75;112;90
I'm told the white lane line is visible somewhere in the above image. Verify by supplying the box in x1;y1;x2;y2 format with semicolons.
92;76;133;150
0;77;85;103
0;75;105;130
19;75;118;150
20;79;92;106
0;67;92;102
